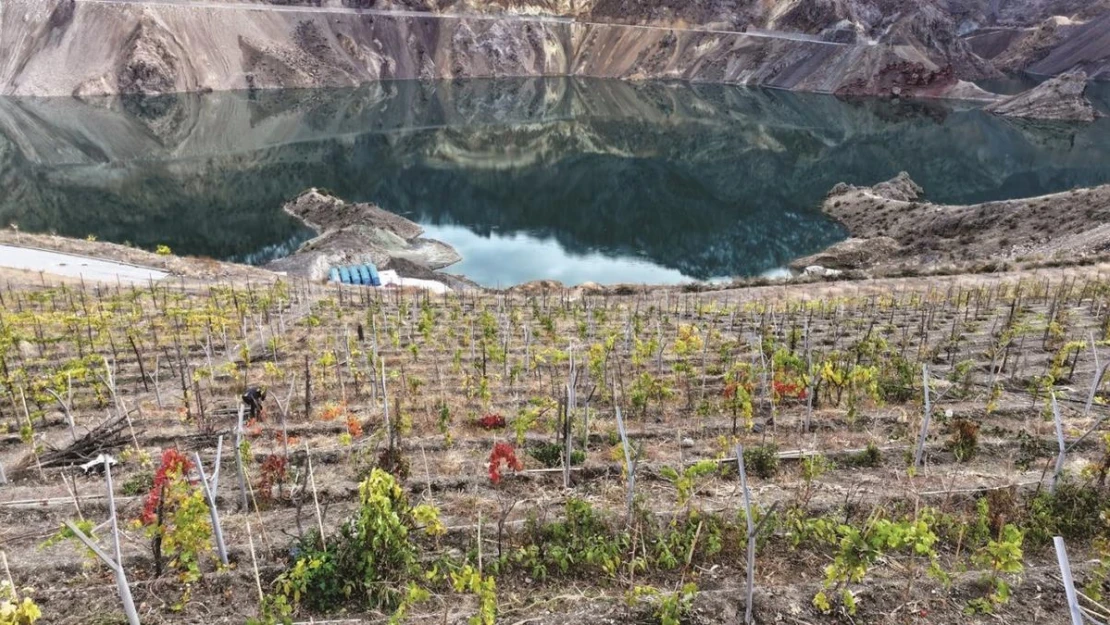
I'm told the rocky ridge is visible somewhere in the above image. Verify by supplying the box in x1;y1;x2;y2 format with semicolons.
265;189;465;286
985;70;1103;121
0;0;1058;99
818;172;1110;270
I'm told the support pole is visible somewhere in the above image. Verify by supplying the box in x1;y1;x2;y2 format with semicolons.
913;364;932;472
304;442;326;552
736;444;756;625
1051;391;1067;493
1053;537;1084;625
614;405;636;524
193;437;228;566
63;462;142;625
234;404;250;511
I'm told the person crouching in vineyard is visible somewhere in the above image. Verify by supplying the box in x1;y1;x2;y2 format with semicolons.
242;386;267;421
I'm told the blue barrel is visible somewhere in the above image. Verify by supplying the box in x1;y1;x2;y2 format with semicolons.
338;266;352;284
328;267;340;283
356;265;371;285
368;263;381;287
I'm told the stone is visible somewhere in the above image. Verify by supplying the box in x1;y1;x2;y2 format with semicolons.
985;71;1103;122
790;237;901;271
802;265;844;278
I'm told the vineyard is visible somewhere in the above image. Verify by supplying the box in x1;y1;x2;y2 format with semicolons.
1;266;1110;625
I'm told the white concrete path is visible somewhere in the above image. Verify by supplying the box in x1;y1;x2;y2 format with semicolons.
0;245;168;283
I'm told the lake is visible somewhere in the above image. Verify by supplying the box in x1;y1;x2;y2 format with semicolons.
2;78;1110;286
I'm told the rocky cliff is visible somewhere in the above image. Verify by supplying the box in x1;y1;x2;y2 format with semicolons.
821;171;1110;267
5;0;1101;98
985;70;1103;120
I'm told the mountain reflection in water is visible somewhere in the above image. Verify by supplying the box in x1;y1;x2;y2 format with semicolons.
2;78;1110;285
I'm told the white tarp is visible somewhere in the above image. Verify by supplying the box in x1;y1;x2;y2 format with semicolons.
0;245;168;283
378;269;451;294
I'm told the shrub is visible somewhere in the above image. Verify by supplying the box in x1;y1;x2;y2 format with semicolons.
269;469;438;615
489;442;523;484
0;580;42;625
140;449;212;583
345;416;363;438
967;525;1024;613
630;583;698;625
529;443;584;468
1024;480;1105;545
477;414;506;430
844;443;883;468
121;472;154;496
156;244;172;256
257;455;288;503
744;444;779;479
947;418;979;462
450;566;497;625
510;498;629;580
661;460;719;508
377;447;410;482
773;379;808;402
1015;430;1051;471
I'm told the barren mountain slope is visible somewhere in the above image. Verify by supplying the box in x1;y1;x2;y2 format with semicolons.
0;0;1025;97
0;0;1106;97
822;172;1110;268
984;70;1103;120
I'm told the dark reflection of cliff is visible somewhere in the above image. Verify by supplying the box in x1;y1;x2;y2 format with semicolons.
2;78;1110;281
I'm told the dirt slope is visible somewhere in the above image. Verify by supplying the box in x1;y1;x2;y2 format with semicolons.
985;70;1103;120
1028;13;1110;80
0;0;1002;98
820;171;1110;267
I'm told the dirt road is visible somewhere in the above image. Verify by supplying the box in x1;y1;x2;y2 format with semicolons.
0;244;168;283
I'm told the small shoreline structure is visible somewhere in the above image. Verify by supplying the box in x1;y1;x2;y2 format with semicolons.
264;189;471;292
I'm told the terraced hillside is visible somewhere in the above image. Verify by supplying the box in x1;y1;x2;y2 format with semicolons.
0;265;1109;623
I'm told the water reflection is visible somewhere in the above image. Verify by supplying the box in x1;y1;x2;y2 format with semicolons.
2;78;1110;285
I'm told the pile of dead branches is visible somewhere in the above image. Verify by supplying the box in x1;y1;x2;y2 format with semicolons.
19;413;135;472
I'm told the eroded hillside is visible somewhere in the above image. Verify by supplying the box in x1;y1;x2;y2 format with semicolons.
1;0;1106;97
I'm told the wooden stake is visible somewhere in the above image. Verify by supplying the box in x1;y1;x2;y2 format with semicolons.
247;521;265;608
736;444;756;625
1085;337;1108;416
913;364;932;472
18;387;44;479
101;358;141;453
304;442;326;552
1051;392;1067;493
234;404;250;512
153;354;163;410
45;387;77;442
615;405;637;524
304;355;311;421
381;359;390;437
0;551;15;598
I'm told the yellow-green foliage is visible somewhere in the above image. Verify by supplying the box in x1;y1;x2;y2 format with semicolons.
450;565;497;625
0;581;42;625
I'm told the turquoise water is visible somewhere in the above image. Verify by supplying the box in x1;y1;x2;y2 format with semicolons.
2;78;1110;286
